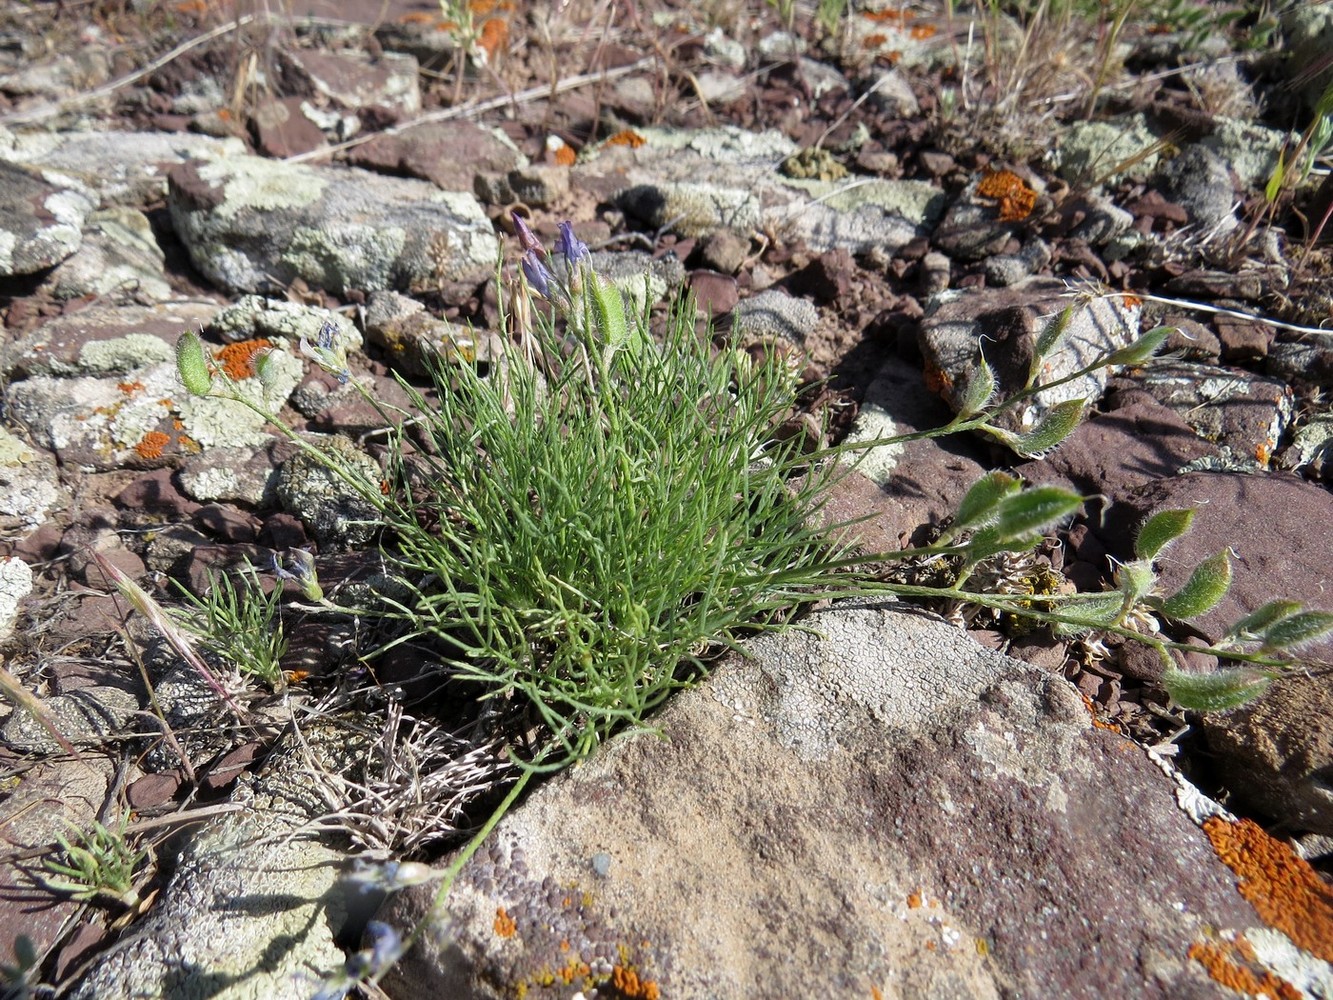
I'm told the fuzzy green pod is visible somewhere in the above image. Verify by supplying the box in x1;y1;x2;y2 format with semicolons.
1160;549;1232;620
1052;592;1126;635
1163;664;1270;712
948;471;1021;539
1135;508;1195;561
175;331;213;397
994;485;1083;539
1261;610;1333;653
590;273;629;353
1226;600;1304;641
1010;398;1085;458
1104;326;1173;367
957;354;996;420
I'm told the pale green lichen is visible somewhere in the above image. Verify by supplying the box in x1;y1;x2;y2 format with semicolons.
1050;113;1163;183
0;428;36;466
198;156;326;221
78;334;174;375
282;225;406;293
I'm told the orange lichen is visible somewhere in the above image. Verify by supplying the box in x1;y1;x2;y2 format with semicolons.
976;169;1037;222
1203;815;1333;961
864;32;889;48
610;966;659;1000
909;23;937;39
1079;692;1120;732
213;338;271;381
883;50;903;64
134;431;170;461
478;16;508;61
1187;939;1301;1000
907;891;923;909
117;380;144;395
1256;442;1271;465
1121;293;1143;309
493;906;517;938
923;361;953;396
557;957;590;984
872;987;885;1000
551;142;577;166
606;129;647;148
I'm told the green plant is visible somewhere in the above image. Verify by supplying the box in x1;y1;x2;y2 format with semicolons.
38;810;147;910
173;562;288;691
816;0;849;37
368;224;857;770
170;220;1333;995
1;935;38;1000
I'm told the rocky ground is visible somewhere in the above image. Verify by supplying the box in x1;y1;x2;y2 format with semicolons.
2;0;1333;997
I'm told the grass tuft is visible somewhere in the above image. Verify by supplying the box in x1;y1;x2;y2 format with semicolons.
368;295;857;769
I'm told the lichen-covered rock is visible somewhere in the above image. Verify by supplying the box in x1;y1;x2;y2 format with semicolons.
362;290;483;376
618;180;761;238
167;156;499;295
279;48;421;119
275;435;382;547
732;287;818;345
0;129;245;206
7;341;302;472
1132;360;1292;465
177;442;286;506
382;602;1264;999
1051;113;1164;183
587;249;684;318
43;206;172;302
2;300;217;379
207;295;362;352
347;121;525;192
67;752;352;1000
0;429;62;531
0;160;92;276
0;556;33;641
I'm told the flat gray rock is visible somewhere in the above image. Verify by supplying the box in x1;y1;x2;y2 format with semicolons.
381;602;1265;1000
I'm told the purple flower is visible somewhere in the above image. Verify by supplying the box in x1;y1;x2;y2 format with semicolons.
521;252;554;298
556;221;589;266
299;320;351;384
511;212;543;253
363;921;404;973
272;550;323;602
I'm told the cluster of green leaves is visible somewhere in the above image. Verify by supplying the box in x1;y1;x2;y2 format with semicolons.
38;810;146;910
370;297;854;769
172;563;288;691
